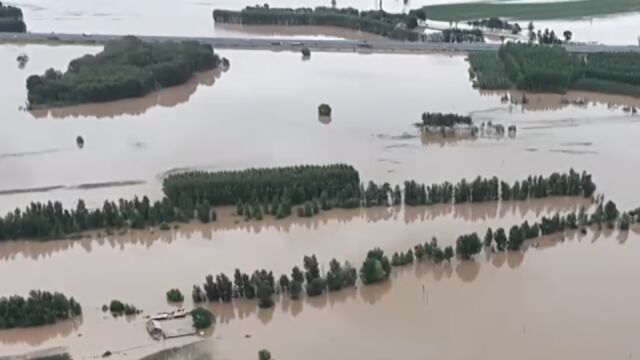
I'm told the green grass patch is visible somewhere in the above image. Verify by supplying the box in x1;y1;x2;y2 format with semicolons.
423;0;640;21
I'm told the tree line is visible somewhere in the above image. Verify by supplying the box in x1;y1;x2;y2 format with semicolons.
471;43;640;97
0;166;596;241
403;169;596;206
191;256;358;308
0;290;82;329
183;198;631;310
0;196;215;241
27;36;220;108
213;6;420;41
0;2;26;33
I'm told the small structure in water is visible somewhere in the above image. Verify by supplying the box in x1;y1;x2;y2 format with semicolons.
16;54;29;69
76;136;85;149
301;47;311;58
149;308;188;321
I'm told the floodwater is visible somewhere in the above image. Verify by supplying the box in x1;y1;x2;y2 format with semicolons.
2;43;640;359
2;45;640;213
0;198;595;359
7;0;640;43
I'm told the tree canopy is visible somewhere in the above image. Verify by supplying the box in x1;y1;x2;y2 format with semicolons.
0;290;81;329
191;307;214;329
27;36;220;108
0;2;26;33
470;43;640;97
213;6;420;41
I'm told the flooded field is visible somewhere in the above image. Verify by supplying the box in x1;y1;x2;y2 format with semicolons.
2;44;640;213
1;42;640;359
8;0;640;43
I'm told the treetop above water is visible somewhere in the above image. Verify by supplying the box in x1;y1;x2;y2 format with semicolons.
422;0;640;21
26;36;220;109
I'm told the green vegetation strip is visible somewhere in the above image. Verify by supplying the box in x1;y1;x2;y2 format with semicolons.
0;165;595;241
213;7;422;41
0;290;82;329
422;0;640;21
468;44;640;96
188;199;630;311
26;36;221;109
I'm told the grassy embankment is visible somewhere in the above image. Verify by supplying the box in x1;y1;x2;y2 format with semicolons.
468;43;640;97
423;0;640;21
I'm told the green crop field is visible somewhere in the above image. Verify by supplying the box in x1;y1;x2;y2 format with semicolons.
423;0;640;22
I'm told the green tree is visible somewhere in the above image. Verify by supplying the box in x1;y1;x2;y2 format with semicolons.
455;233;482;260
191;307;214;329
166;288;184;303
258;350;271;360
443;246;454;262
508;225;524;250
484;227;493;247
289;280;303;300
494;228;507;251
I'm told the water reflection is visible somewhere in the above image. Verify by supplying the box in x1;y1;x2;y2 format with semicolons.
480;89;640;113
29;69;222;119
0;318;82;347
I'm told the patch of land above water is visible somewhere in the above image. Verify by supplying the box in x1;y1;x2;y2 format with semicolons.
26;37;222;109
422;0;640;21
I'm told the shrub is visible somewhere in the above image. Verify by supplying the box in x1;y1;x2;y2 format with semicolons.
166;288;184;302
191;307;214;329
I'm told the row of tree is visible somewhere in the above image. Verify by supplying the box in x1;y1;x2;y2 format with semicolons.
0;290;82;329
27;36;220;108
404;169;595;206
191;256;358;308
180;199;632;311
0;168;596;240
0;196;217;241
212;7;420;41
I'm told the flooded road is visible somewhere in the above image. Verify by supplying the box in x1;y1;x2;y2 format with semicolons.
7;0;640;43
1;42;640;359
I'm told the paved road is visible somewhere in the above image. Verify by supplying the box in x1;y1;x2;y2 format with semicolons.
1;32;639;54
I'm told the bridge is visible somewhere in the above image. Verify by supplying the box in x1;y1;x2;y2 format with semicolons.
1;32;639;54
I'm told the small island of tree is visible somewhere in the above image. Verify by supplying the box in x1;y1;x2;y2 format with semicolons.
258;349;272;360
0;290;82;329
318;103;332;117
26;36;221;109
301;47;311;57
166;288;184;303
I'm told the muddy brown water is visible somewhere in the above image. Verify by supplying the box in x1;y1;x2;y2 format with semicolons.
2;44;640;359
